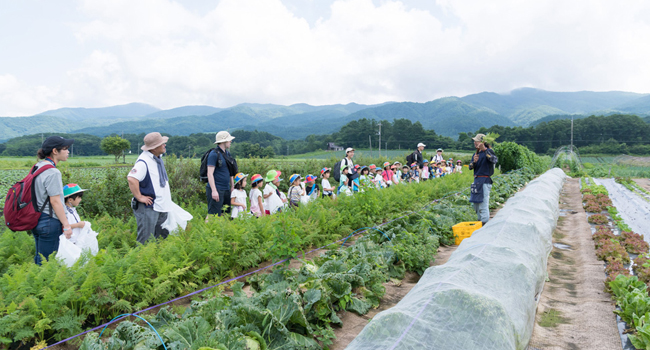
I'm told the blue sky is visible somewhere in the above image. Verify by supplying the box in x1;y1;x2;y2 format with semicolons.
1;0;650;116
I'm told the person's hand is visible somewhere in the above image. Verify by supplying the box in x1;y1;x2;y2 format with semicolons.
63;226;72;239
211;190;219;201
138;195;154;206
473;154;479;163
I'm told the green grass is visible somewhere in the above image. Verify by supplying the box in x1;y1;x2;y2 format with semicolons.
0;155;139;170
285;149;474;160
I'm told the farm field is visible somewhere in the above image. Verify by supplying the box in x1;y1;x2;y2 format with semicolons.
528;176;650;349
0;154;534;348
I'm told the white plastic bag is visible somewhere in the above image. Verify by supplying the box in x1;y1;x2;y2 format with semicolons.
56;235;82;267
75;222;99;255
162;201;193;234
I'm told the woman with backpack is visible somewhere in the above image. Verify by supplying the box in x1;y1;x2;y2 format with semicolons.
32;136;75;265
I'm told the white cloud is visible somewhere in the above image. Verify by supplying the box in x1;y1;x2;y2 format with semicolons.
3;0;650;116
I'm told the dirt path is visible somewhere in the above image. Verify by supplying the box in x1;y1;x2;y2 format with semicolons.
634;178;650;193
527;178;620;350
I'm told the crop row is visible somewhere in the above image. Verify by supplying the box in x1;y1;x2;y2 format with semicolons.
581;178;650;349
0;168;534;346
77;169;535;350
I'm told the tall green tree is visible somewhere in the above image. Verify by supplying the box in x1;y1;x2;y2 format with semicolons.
101;136;131;163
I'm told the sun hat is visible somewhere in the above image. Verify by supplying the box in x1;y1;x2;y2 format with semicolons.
275;170;283;181
423;159;429;163
472;133;486;142
457;160;462;163
63;183;88;198
234;173;248;185
360;165;368;172
383;161;390;167
251;174;263;184
393;161;401;165
141;132;169;151
214;131;235;144
289;174;301;184
354;164;360;169
437;148;443;152
411;163;418;168
42;136;74;154
320;167;330;176
369;164;376;170
265;170;278;182
417;143;426;148
305;175;317;183
345;147;355;154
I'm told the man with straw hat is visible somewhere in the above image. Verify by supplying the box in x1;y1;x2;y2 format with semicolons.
127;132;172;244
206;130;237;219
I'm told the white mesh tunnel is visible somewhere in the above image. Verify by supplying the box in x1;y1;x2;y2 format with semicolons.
345;168;566;350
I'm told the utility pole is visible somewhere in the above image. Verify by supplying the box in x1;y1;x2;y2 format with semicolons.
378;123;382;158
570;116;574;152
369;135;372;156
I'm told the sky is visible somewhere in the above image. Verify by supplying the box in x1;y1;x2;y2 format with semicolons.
1;0;650;116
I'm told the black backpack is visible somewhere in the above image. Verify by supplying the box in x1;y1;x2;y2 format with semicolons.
406;152;415;166
199;148;216;182
199;147;239;182
332;160;342;182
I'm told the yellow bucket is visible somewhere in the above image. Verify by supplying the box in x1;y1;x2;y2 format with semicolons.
452;221;482;245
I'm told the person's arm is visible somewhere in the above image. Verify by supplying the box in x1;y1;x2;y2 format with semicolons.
70;221;85;229
230;176;234;193
128;177;153;205
207;166;219;201
263;191;272;199
486;148;498;164
257;196;266;216
50;196;72;239
230;197;245;207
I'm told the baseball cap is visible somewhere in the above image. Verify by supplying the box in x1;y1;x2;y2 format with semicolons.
417;143;426;148
42;136;74;154
345;147;355;153
472;133;486;142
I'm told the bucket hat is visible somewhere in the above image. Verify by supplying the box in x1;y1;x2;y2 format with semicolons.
305;175;317;183
265;170;279;182
141;132;169;151
63;183;88;198
289;174;301;184
214;131;235;144
383;161;390;168
320;167;330;176
234;173;248;185
251;174;263;184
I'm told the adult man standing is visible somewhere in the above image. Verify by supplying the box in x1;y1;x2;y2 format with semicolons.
127;132;171;244
340;147;358;189
409;143;425;168
468;133;498;225
206;131;236;218
431;148;444;164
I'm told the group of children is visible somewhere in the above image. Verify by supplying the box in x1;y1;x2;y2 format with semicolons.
228;158;464;218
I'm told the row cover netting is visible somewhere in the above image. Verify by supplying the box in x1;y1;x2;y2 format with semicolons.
346;168;566;350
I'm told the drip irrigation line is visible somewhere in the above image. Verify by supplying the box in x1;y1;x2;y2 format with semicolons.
41;184;474;349
99;313;167;349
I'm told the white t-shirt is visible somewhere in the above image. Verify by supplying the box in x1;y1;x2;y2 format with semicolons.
127;151;172;212
263;185;284;214
322;179;333;195
231;189;247;218
65;206;83;244
249;188;263;216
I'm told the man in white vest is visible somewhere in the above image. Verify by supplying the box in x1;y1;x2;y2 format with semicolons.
127;132;173;244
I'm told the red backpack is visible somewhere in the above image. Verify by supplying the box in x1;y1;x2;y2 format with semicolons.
4;163;55;232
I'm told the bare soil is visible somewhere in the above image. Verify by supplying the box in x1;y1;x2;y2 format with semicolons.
634;178;650;192
527;178;620;350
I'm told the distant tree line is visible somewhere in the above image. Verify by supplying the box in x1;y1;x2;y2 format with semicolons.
475;114;650;155
1;114;649;158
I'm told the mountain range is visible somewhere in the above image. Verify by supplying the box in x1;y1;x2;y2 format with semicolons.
1;88;649;142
